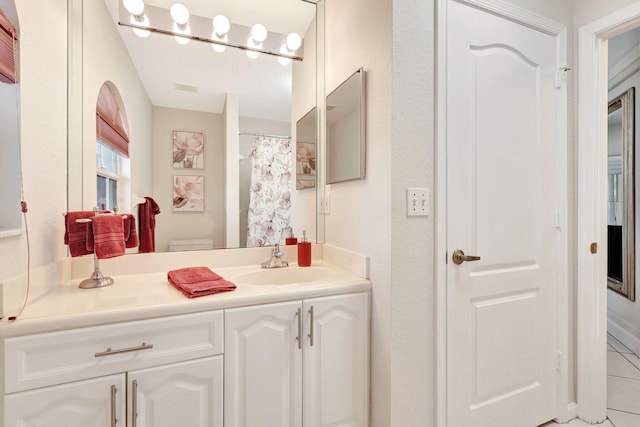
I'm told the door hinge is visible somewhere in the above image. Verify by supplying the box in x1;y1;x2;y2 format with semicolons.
556;350;563;372
555;67;570;89
590;242;598;254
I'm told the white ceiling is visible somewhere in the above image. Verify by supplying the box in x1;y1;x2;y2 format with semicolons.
103;0;316;122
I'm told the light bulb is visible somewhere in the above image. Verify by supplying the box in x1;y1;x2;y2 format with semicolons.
278;45;292;65
170;3;189;25
173;22;190;45
251;24;267;42
123;0;144;16
212;15;230;36
211;31;227;53
286;33;302;51
130;14;150;38
246;37;261;59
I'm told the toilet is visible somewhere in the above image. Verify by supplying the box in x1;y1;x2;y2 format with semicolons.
168;238;214;252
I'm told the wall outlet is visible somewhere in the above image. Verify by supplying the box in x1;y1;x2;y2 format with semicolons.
407;188;430;217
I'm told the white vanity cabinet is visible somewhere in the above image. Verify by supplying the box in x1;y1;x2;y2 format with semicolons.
5;374;127;426
224;292;369;427
128;356;223;427
3;311;224;427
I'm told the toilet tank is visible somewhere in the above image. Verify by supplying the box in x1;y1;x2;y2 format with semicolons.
168;239;214;252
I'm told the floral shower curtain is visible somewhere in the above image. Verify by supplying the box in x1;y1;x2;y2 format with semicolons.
246;136;292;247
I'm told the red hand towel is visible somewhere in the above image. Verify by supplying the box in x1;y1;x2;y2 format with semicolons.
139;197;161;253
91;215;126;259
124;215;139;249
167;267;236;298
64;211;95;257
87;215;138;251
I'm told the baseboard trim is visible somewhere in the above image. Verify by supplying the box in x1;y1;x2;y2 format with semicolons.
607;312;640;355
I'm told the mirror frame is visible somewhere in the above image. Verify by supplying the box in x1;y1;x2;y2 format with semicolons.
607;86;636;301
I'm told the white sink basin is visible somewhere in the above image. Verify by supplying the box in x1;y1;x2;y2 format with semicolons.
233;266;337;285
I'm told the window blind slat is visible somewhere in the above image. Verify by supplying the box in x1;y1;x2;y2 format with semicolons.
97;114;129;157
0;8;17;84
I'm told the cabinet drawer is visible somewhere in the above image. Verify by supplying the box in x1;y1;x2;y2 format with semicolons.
4;311;223;393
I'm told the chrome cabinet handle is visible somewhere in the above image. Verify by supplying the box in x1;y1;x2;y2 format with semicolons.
95;343;154;358
296;308;302;349
452;249;481;265
308;306;314;347
132;380;138;427
110;384;117;427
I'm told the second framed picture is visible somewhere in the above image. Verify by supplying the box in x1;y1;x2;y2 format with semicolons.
173;175;204;212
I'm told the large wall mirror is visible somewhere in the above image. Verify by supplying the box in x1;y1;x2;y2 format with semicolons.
68;0;324;252
0;0;21;237
326;67;365;184
607;87;635;301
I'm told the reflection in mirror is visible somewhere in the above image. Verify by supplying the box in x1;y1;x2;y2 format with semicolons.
71;0;320;252
0;1;21;236
96;82;131;212
607;87;635;301
326;67;365;184
296;107;317;190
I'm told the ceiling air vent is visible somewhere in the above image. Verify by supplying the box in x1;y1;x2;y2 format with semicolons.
174;82;198;93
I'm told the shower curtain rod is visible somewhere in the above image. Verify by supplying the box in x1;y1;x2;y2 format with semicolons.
239;131;291;139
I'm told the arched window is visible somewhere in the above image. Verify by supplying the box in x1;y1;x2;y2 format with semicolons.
96;82;130;211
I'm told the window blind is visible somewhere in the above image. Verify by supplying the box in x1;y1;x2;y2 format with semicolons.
0;8;17;84
96;83;129;157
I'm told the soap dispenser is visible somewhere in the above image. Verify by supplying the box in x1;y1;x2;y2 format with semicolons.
285;229;298;245
297;230;311;267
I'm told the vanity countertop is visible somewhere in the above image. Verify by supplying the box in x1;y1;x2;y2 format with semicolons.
0;261;371;338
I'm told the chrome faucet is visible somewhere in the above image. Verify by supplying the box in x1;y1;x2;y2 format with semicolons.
261;243;289;268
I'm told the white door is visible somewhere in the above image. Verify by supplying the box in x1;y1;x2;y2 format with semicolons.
303;293;369;427
446;1;562;426
128;356;223;427
4;374;126;426
225;301;303;427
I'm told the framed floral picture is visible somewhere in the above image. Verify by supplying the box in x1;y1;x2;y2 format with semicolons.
173;175;204;212
173;131;204;169
296;141;316;190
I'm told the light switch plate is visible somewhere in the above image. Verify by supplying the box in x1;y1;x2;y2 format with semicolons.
407;188;430;217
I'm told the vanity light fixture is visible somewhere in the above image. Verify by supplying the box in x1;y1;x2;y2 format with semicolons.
246;24;267;59
278;32;302;65
130;14;150;38
170;3;191;45
123;0;150;38
118;1;303;62
211;14;230;53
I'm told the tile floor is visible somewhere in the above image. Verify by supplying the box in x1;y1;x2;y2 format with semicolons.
540;333;640;427
605;333;640;427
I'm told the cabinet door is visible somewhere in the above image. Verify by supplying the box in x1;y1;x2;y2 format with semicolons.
303;292;369;427
225;301;303;427
128;356;223;427
4;374;126;426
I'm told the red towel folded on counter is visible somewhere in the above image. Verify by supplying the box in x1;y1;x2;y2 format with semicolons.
167;266;236;298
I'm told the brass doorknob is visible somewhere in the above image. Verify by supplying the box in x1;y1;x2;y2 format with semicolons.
452;249;481;265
